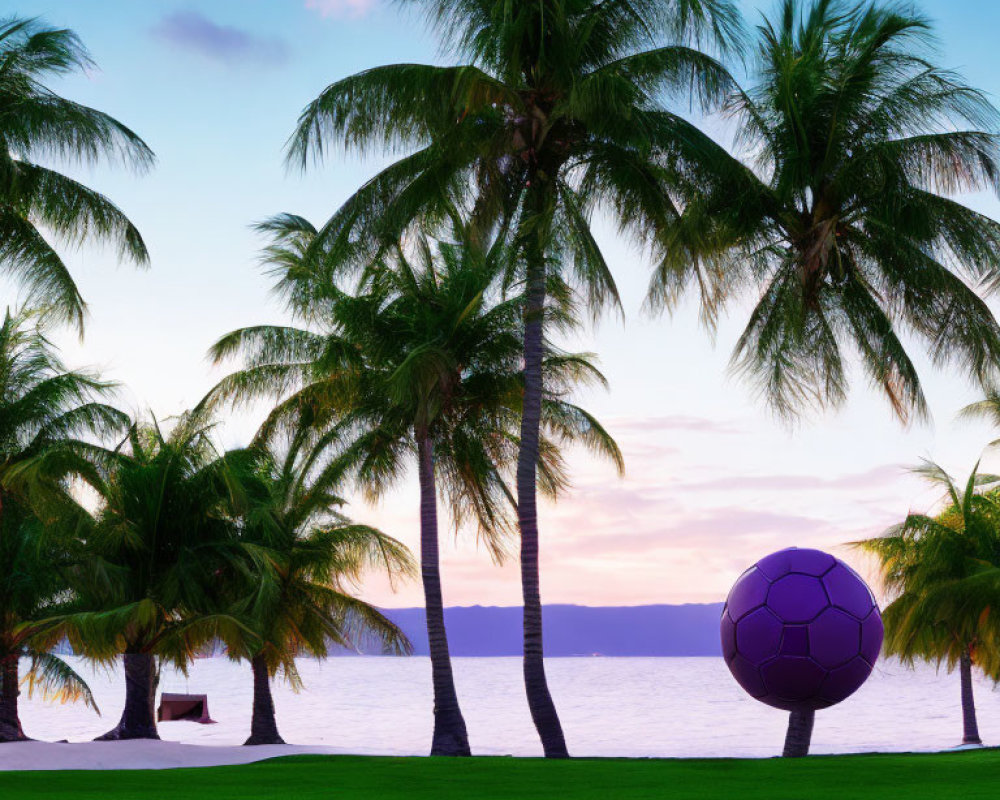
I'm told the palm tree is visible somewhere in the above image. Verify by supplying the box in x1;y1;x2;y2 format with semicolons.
0;17;154;332
855;460;1000;747
44;411;249;741
220;421;414;746
660;0;1000;423
208;215;622;756
285;0;740;757
958;393;1000;446
660;0;1000;757
0;308;124;742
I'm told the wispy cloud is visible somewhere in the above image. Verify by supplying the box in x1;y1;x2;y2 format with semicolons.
546;485;842;558
305;0;377;18
681;464;905;493
357;411;914;607
151;11;290;66
609;414;746;436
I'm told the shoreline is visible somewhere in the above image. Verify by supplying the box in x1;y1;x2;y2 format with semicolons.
0;740;987;772
8;658;995;763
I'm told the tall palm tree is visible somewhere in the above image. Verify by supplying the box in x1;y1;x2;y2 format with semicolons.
0;17;154;332
220;421;414;746
0;308;124;742
660;0;1000;423
855;460;1000;747
43;411;249;741
662;0;1000;756
208;215;622;756
285;0;740;757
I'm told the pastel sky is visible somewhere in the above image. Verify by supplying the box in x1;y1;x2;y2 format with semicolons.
9;0;1000;608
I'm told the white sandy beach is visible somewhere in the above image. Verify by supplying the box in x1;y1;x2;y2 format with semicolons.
0;737;983;773
0;740;342;772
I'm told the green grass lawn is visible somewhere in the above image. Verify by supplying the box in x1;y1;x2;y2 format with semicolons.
1;750;998;800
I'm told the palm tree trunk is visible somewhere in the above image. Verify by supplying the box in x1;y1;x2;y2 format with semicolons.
0;654;27;743
960;647;982;745
0;498;25;745
515;182;569;759
782;709;815;757
244;654;284;745
418;435;471;757
96;652;159;741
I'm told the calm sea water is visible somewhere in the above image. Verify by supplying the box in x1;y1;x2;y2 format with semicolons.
15;656;998;758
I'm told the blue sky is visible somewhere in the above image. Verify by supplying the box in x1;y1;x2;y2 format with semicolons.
9;0;1000;607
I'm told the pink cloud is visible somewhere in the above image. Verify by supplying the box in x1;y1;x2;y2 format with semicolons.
681;464;906;493
609;414;745;436
305;0;376;18
547;503;838;559
350;410;913;607
354;470;897;606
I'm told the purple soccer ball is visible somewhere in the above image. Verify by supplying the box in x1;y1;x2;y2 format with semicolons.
720;547;883;711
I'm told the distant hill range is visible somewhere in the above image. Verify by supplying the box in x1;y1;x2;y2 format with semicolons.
373;604;725;657
50;603;726;658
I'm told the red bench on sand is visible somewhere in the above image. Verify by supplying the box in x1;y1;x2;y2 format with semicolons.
157;693;216;724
